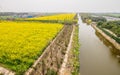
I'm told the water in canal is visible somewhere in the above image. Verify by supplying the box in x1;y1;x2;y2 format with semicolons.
78;14;120;75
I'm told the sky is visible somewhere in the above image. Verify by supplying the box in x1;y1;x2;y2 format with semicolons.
0;0;120;12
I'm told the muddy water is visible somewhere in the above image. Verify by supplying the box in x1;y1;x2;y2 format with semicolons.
78;14;120;75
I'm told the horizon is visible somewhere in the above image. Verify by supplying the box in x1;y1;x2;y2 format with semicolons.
0;12;120;13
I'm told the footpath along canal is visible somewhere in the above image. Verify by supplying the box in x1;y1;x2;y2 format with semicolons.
78;14;120;75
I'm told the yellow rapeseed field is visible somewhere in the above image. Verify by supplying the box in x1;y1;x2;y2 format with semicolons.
0;21;63;74
27;14;75;21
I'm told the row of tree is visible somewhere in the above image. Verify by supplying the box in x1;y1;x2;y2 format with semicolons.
97;21;120;37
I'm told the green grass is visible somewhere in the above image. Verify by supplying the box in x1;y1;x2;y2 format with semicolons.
97;26;120;44
71;25;80;75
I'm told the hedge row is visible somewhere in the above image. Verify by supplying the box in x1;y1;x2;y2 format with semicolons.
98;26;120;44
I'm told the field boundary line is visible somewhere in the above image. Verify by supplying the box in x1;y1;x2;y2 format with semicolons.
59;25;74;75
25;25;65;75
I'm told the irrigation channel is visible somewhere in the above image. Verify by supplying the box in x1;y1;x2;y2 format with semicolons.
78;14;120;75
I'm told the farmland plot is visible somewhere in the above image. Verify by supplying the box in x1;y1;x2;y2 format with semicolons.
27;14;75;21
0;21;63;74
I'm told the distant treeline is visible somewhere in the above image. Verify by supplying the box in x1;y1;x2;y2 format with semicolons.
81;14;107;24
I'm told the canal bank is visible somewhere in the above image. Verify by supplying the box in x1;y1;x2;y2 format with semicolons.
78;14;120;75
91;23;120;51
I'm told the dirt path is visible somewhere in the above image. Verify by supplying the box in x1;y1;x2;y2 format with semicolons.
59;25;74;75
0;67;14;75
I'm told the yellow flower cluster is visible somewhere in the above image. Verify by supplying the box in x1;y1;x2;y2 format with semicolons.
27;14;75;21
0;13;76;74
0;21;63;73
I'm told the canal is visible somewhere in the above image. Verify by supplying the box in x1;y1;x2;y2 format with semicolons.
78;14;120;75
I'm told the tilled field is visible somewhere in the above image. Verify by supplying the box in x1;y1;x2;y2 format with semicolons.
25;25;73;75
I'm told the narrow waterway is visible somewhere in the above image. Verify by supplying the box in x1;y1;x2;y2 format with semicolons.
78;14;120;75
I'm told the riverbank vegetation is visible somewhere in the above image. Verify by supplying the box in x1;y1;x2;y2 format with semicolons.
80;13;106;24
65;25;80;75
71;26;80;75
80;13;120;44
97;21;120;37
97;21;120;44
